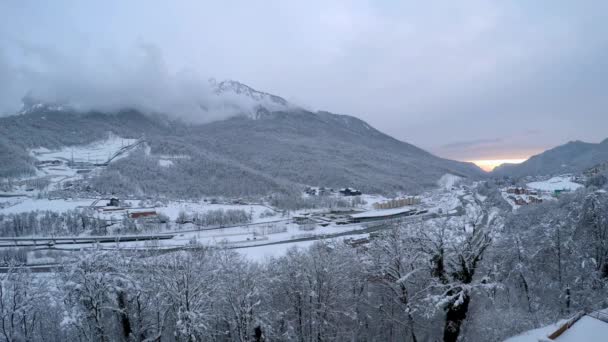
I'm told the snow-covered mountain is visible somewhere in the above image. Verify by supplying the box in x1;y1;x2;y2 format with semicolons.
1;80;484;196
493;139;608;178
207;79;294;119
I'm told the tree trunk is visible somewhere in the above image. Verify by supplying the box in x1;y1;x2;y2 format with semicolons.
443;292;470;342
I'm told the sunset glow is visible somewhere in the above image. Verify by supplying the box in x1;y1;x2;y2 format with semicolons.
469;158;527;172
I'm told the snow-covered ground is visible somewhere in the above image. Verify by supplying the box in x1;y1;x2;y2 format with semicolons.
236;233;371;261
0;198;95;214
236;240;318;261
0;133;144;194
30;133;138;166
437;173;462;190
153;201;278;223
527;176;583;192
0;197;279;225
0;177;476;264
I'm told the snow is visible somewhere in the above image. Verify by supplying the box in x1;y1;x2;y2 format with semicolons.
438;173;462;190
556;316;608;341
20;133;142;192
158;159;174;167
0;198;95;214
236;240;317;261
527;176;583;192
31;133;138;166
505;314;608;342
155;202;277;223
504;320;564;342
350;207;416;219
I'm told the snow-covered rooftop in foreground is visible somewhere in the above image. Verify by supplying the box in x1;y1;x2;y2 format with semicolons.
505;310;608;342
527;176;583;192
504;321;564;342
555;315;608;342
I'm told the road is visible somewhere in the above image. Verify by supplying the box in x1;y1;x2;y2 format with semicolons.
0;234;175;248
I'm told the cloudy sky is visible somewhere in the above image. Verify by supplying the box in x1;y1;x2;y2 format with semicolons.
1;1;607;165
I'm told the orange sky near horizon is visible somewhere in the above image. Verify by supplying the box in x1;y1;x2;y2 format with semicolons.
469;158;528;172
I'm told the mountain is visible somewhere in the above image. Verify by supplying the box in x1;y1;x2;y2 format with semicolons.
493;139;608;178
0;81;484;197
205;79;294;119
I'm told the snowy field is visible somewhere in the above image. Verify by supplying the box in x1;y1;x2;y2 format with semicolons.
153;201;278;223
235;240;318;261
0;133;145;196
527;176;583;192
30;133;139;165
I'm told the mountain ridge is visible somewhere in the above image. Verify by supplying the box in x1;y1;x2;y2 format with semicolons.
1;81;484;197
493;138;608;178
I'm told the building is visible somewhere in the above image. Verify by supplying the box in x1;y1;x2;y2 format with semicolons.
318;187;334;196
348;207;418;223
108;197;120;207
528;196;543;204
344;237;370;247
128;210;157;219
507;187;534;195
305;187;334;196
293;216;315;225
514;197;528;206
304;187;317;196
339;188;362;196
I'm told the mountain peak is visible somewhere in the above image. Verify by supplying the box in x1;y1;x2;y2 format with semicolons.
208;79;293;119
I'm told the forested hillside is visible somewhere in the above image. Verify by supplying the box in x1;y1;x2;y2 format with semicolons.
1;104;483;197
493;139;608;178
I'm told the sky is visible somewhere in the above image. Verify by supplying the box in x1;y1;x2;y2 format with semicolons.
1;1;608;168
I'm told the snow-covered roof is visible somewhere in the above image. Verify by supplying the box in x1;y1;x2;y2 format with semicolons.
505;310;608;342
349;207;416;219
554;315;608;341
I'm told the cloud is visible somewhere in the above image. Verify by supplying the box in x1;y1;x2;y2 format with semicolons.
0;41;237;122
1;1;607;161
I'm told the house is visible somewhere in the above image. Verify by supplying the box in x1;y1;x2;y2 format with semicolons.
339;188;362;196
293;216;315;225
506;309;608;342
528;196;543;204
514;197;528;206
344;237;370;247
129;210;157;219
304;187;317;196
348;207;417;223
318;187;333;196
